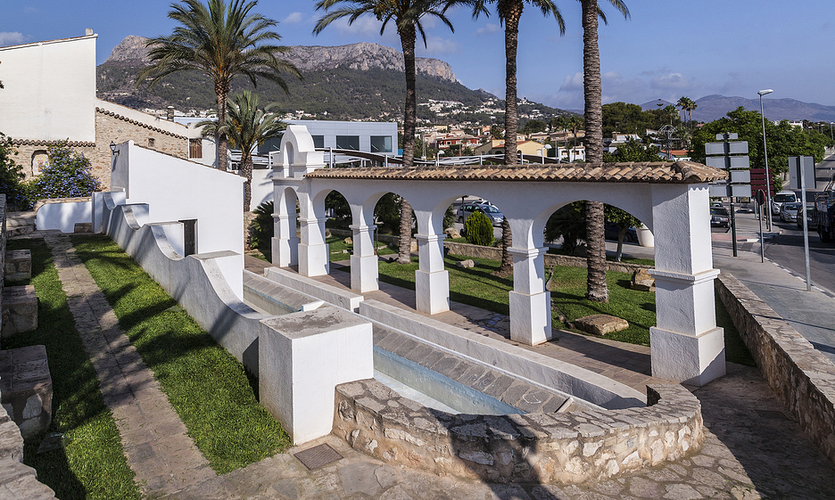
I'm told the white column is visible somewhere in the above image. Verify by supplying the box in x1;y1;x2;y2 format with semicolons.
271;212;298;267
508;246;552;345
298;216;329;277
649;185;725;386
349;224;379;292
415;233;449;314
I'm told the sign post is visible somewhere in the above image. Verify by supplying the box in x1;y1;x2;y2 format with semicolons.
789;156;814;291
706;133;750;257
756;189;766;263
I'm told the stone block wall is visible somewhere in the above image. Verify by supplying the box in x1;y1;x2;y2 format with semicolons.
5;250;31;282
334;380;704;485
716;273;835;465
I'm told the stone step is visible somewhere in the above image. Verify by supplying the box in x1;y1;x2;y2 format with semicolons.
1;285;38;339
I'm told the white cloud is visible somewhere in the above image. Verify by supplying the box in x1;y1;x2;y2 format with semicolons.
417;36;461;55
559;72;583;92
333;16;385;37
283;12;304;25
650;72;689;91
476;23;500;36
0;32;26;46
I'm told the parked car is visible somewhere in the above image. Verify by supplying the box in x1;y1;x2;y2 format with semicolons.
604;222;638;243
780;202;802;223
456;202;504;227
771;191;797;216
796;202;818;230
710;207;730;227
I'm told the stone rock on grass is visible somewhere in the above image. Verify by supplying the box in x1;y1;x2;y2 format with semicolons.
456;259;475;269
574;314;629;336
344;237;353;245
631;268;655;291
444;227;461;239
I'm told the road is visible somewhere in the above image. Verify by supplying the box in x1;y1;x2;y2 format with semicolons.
766;219;835;294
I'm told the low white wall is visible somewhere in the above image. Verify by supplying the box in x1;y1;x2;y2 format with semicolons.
251;169;273;211
35;198;92;233
100;192;261;370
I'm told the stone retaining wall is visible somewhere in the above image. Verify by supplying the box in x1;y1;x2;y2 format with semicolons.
715;273;835;465
334;379;703;484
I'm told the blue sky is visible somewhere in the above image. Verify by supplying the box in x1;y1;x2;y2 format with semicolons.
2;0;833;111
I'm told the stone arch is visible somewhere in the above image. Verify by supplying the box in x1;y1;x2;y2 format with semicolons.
278;125;325;178
31;150;48;175
272;186;300;267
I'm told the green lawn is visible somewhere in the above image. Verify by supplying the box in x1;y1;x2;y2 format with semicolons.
70;235;290;474
4;238;140;500
376;252;754;365
327;235;396;262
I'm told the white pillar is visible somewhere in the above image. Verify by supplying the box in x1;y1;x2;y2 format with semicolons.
508;246;552;345
415;233;449;314
649;185;725;386
298;216;329;277
271;212;298;267
350;224;378;292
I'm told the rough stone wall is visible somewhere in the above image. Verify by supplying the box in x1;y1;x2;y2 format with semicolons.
1;194;6;337
442;240;650;274
9;110;188;190
334;380;704;484
716;273;835;465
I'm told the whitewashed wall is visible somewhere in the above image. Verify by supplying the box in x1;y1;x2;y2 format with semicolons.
0;33;97;143
110;140;245;259
251;169;273;211
35;199;92;233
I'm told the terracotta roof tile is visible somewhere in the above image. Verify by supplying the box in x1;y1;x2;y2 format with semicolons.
305;161;727;184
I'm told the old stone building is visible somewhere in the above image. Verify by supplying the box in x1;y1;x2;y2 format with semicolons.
0;30;203;189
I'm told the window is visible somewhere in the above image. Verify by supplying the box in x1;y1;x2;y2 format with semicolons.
312;135;325;149
336;135;359;150
189;139;202;158
371;136;392;153
258;136;282;155
148;137;155;147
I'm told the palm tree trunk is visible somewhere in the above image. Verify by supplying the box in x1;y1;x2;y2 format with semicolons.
582;0;609;303
215;81;229;171
502;4;522;166
242;154;253;212
496;216;513;275
400;28;417;169
397;199;413;264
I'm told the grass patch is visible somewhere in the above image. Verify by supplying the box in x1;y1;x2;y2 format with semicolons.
70;235;290;474
717;296;756;367
3;238;140;500
377;252;749;364
327;235;395;262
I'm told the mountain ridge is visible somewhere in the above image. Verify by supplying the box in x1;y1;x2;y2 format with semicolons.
641;95;835;123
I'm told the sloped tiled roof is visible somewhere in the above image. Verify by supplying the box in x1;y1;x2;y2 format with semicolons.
305;161;727;184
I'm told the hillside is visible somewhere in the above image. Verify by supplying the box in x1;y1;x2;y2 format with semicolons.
97;36;573;124
641;95;835;123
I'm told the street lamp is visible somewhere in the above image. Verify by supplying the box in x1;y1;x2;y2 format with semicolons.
543;144;552;163
436;149;444;166
758;89;774;231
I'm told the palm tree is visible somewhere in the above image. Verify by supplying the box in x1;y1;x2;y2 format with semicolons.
471;0;564;276
473;0;564;166
199;91;284;211
314;0;460;264
139;0;300;173
581;0;629;303
676;96;689;127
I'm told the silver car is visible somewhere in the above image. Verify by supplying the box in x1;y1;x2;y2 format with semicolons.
457;202;504;227
780;202;801;223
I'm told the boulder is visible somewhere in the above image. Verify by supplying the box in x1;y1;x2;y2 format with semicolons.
456;259;475;269
343;237;353;245
444;227;461;239
574;314;629;336
631;268;655;291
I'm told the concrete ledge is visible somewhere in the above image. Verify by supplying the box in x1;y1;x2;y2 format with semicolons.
263;266;363;312
1;286;38;338
359;300;646;409
334;379;703;484
243;270;324;315
716;273;835;465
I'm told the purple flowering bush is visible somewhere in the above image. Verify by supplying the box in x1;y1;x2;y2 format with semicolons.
25;141;101;208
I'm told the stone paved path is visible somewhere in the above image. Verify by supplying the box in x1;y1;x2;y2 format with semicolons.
43;233;214;496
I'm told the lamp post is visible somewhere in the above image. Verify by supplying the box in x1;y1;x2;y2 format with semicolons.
436;149;444;166
542;144;551;163
759;89;774;231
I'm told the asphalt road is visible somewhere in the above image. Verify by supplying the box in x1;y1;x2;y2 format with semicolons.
766;219;835;294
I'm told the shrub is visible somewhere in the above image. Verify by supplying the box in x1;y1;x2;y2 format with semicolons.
250;200;274;259
443;204;455;229
0;133;28;209
25;141;101;207
465;210;494;246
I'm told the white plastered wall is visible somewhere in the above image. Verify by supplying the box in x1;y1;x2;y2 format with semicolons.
0;34;97;142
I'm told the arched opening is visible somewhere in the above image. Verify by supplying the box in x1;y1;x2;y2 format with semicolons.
371;192;412;261
270;186;300;267
322;189;354;265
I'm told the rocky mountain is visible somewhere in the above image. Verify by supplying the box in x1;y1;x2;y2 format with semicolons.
96;36;569;124
104;36;456;82
641;95;835;123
